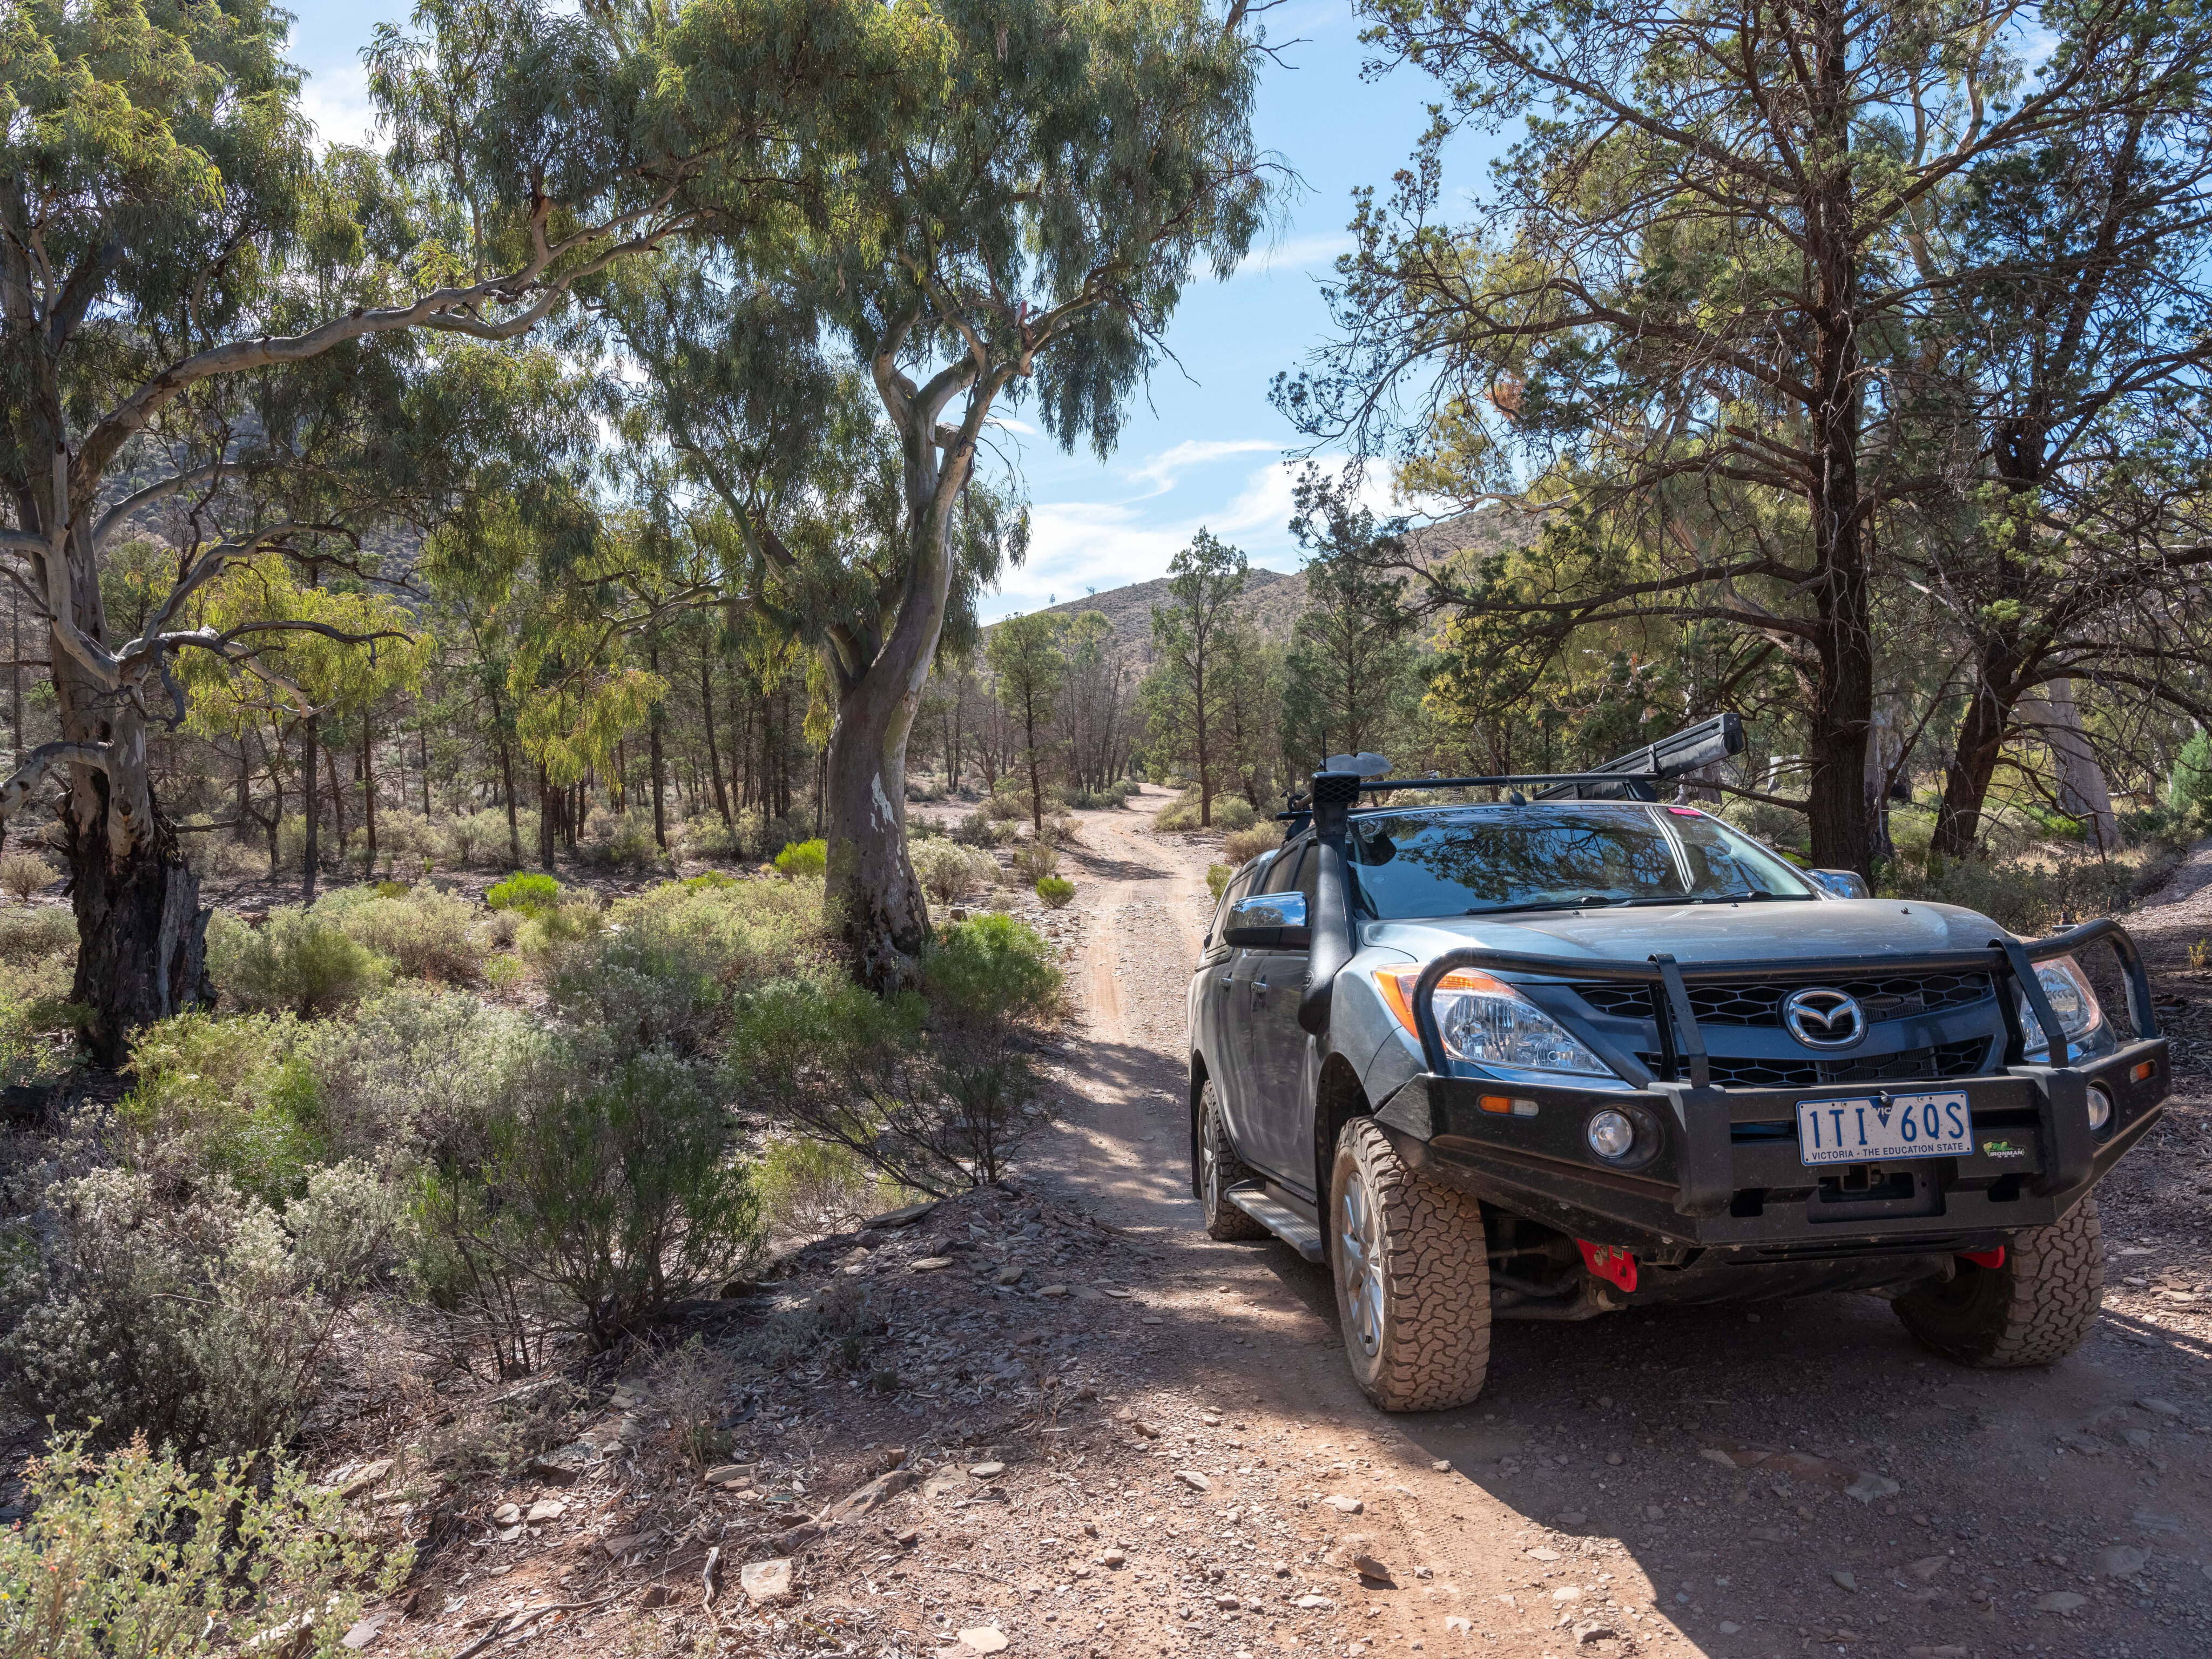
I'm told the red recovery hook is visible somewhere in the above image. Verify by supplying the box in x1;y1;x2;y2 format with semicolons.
1959;1246;2006;1271
1577;1239;1638;1294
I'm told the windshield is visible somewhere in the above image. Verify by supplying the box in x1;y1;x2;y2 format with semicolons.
1345;805;1816;920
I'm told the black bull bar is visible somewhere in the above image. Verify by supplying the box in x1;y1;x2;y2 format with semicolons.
1373;917;2170;1252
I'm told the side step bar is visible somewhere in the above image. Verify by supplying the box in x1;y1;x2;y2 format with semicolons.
1225;1182;1325;1263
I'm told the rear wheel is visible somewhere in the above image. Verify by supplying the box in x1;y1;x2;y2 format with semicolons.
1197;1080;1269;1242
1893;1198;2105;1367
1330;1117;1492;1411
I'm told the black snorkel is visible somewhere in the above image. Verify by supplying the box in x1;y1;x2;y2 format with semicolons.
1298;768;1363;1036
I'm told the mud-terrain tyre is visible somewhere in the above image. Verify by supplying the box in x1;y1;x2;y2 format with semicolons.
1329;1116;1492;1411
1893;1198;2105;1367
1197;1080;1270;1241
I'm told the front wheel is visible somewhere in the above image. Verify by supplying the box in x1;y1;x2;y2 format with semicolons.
1330;1117;1492;1411
1196;1080;1269;1241
1893;1198;2105;1367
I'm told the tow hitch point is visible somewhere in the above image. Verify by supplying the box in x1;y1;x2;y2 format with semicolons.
1577;1239;1639;1293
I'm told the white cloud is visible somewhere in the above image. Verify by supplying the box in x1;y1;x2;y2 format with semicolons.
1230;231;1354;280
1124;437;1282;496
298;59;380;152
987;414;1040;436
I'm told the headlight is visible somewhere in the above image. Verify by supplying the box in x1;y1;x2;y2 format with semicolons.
2019;955;2105;1058
1377;968;1617;1080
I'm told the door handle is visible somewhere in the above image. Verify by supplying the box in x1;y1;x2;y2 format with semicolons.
1217;973;1233;989
1252;976;1270;1004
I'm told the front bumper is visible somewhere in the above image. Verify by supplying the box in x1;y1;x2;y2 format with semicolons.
1373;1036;2168;1255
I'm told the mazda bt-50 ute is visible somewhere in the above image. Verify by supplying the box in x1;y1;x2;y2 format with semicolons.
1186;716;2168;1411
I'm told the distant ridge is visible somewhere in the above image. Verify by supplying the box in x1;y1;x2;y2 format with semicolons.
1003;507;1537;665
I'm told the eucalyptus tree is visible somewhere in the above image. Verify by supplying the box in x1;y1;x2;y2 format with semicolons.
1284;0;2212;875
985;611;1069;833
625;0;1271;987
0;0;708;1056
1145;528;1249;825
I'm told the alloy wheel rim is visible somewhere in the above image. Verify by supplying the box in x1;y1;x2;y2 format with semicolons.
1202;1109;1222;1217
1338;1170;1385;1357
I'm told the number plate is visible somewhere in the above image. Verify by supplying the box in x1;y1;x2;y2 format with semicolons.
1795;1091;1971;1166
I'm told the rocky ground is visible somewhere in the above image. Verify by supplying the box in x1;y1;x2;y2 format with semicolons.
336;787;2212;1659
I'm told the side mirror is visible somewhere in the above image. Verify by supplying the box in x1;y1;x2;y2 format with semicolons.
1805;868;1872;900
1223;889;1310;949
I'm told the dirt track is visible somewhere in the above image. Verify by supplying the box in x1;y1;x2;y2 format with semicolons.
1026;786;2212;1659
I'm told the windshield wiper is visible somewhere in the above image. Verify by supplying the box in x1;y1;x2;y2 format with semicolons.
1466;896;1623;915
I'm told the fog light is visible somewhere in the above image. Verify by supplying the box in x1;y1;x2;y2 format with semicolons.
2086;1084;2114;1134
1587;1109;1637;1161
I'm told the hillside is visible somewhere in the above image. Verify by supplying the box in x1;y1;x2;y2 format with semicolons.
1021;505;1538;664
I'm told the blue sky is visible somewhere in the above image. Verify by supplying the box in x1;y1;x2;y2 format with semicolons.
290;2;1473;620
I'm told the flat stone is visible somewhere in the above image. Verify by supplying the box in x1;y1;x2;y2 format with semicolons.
1296;1594;1335;1610
524;1499;566;1523
2056;1431;2104;1455
492;1503;521;1526
1904;1647;1970;1658
333;1459;393;1499
1038;1284;1069;1298
828;1467;915;1519
1351;1554;1391;1582
1526;1548;1561;1563
1431;1459;1451;1472
703;1464;756;1487
1176;1470;1212;1492
923;1469;966;1499
1844;1472;1900;1505
865;1200;938;1229
2138;1397;2182;1417
2033;1590;2087;1612
2132;1508;2182;1533
1140;1314;1164;1325
1445;1615;1473;1633
1554;1510;1588;1527
740;1557;794;1606
340;1612;392;1650
1903;1555;1948;1582
968;1461;1007;1479
1100;1548;1127;1567
912;1257;955;1272
2093;1545;2149;1576
1832;1571;1858;1591
995;1264;1026;1285
1718;1622;1742;1636
956;1628;1008;1655
598;1532;652;1560
1213;1593;1240;1609
1321;1495;1364;1514
1573;1624;1618;1645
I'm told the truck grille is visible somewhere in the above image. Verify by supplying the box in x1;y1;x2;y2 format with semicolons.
1575;971;1995;1028
1635;1036;1995;1090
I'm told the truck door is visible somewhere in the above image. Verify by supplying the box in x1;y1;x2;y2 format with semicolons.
1234;840;1318;1192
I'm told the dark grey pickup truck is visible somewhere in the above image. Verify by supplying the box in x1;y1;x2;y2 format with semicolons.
1185;717;2169;1411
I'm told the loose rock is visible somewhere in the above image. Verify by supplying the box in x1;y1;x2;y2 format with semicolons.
740;1558;794;1606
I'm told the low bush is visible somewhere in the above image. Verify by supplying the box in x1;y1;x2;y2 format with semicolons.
0;848;56;903
0;1431;406;1659
415;1047;760;1351
773;837;828;879
1036;875;1075;908
1;1161;401;1455
682;812;741;860
208;907;392;1018
120;1012;321;1205
448;806;525;868
922;913;1063;1031
951;809;998;848
981;791;1029;823
576;807;665;870
1061;781;1130;810
1154;788;1201;831
1880;854;2142;935
300;986;548;1166
486;871;562;915
1011;840;1061;883
1222;822;1281;864
514;899;604;961
1208;862;1232;901
912;839;1000;905
547;876;830;1057
1212;795;1259;832
354;808;453;871
756;1135;903;1241
0;903;76;965
326;884;488;984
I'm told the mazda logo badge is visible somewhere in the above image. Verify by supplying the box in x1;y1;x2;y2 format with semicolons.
1783;987;1865;1049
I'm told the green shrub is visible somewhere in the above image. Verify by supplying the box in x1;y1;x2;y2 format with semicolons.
121;1012;322;1205
0;1431;407;1659
485;871;561;915
2170;730;2212;818
299;986;549;1166
912;839;999;904
1011;840;1061;883
208;907;392;1018
0;902;76;965
683;869;740;891
576;807;665;870
1035;875;1075;909
417;1048;760;1351
756;1135;906;1241
1879;854;2140;935
448;806;525;868
548;876;831;1056
515;898;605;961
1208;862;1232;901
2;1162;401;1455
952;809;998;848
1154;788;1202;831
773;837;828;879
683;812;741;859
923;913;1062;1030
1061;781;1131;810
350;808;453;871
325;884;488;983
1212;795;1259;832
982;791;1029;822
1222;822;1281;864
0;848;56;903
